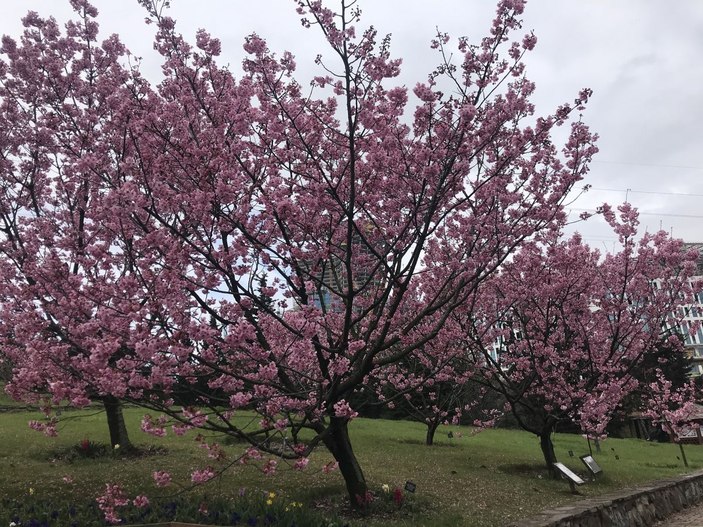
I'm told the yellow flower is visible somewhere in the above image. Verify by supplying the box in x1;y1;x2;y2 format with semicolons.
268;491;276;499
266;499;273;506
28;487;35;495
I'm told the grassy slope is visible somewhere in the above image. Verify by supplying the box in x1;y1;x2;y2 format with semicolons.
0;405;701;527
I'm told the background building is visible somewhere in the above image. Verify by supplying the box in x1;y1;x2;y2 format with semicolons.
682;243;703;376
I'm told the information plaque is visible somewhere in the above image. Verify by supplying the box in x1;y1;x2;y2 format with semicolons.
553;462;585;493
580;454;603;476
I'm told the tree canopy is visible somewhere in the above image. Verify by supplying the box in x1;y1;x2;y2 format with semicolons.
0;0;602;505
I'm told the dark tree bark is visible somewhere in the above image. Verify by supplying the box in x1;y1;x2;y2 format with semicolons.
321;417;367;507
426;421;439;446
103;396;132;450
539;426;558;477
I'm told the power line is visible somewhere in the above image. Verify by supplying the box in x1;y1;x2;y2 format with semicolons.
589;187;703;198
593;160;703;171
569;208;703;220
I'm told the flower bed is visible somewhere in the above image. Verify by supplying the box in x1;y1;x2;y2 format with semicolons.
1;493;346;527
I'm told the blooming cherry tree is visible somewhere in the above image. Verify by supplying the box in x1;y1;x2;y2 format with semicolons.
642;371;700;466
0;0;597;503
375;314;479;445
0;0;145;449
467;204;698;473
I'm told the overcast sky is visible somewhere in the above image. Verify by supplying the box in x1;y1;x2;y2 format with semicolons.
2;1;702;249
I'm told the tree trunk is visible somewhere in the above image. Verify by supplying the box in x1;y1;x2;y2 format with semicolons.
539;429;557;477
103;396;132;450
426;421;439;446
321;417;368;508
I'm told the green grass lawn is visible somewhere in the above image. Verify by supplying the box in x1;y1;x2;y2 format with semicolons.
1;404;701;526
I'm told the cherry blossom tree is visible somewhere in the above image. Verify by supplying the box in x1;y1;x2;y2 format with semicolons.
374;289;509;447
642;371;700;467
465;204;698;473
374;313;480;446
607;332;693;438
0;0;598;504
0;0;142;449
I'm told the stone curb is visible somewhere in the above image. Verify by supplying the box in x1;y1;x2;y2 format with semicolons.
508;469;703;526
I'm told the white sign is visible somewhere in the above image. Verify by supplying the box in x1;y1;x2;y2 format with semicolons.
553;462;585;485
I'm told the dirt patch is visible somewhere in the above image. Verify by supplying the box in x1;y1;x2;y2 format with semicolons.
49;442;168;463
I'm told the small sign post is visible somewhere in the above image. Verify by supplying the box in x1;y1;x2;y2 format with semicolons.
579;454;603;477
553;462;585;494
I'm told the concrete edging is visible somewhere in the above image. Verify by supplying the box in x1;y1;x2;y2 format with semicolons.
509;469;703;526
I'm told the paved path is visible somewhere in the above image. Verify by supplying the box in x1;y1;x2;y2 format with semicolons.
656;502;703;526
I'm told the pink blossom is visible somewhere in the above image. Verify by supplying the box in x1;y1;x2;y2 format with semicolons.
274;418;288;431
182;407;208;427
293;457;309;471
333;400;358;420
191;467;216;484
322;461;339;474
522;33;537;50
262;459;277;476
28;420;58;437
172;423;192;436
152;470;172;487
133;495;150;508
243;447;262;462
141;415;167;437
96;483;129;524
